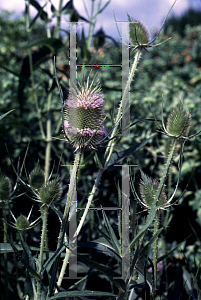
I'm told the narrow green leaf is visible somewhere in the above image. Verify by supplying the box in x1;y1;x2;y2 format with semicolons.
135;255;153;289
108;133;156;167
0;110;15;121
78;240;121;262
19;232;36;271
0;243;21;253
97;0;111;16
102;209;120;256
157;237;190;264
138;227;164;259
6;237;40;280
127;204;157;254
29;0;48;21
92;223;115;248
41;244;66;276
24;272;36;300
49;290;117;299
62;0;74;14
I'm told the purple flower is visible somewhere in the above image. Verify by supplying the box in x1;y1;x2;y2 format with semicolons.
64;78;106;149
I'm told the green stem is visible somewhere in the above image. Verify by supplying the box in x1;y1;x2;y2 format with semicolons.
153;139;177;207
54;0;63;39
87;0;102;49
2;201;8;300
153;210;159;296
104;49;142;169
56;149;82;288
76;168;104;236
37;205;48;300
57;168;104;289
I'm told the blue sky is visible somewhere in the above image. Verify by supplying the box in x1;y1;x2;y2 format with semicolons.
1;0;201;41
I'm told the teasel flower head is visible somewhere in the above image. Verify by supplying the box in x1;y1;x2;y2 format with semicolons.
162;103;191;140
29;165;45;190
64;77;106;150
128;15;150;50
119;6;177;53
139;171;167;210
15;214;30;231
38;178;62;206
0;173;12;202
8;207;41;231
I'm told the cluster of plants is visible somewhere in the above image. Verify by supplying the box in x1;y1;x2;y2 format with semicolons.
0;0;201;299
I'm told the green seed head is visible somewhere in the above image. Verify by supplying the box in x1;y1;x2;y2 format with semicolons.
166;104;191;139
0;173;12;201
16;214;30;231
128;14;150;48
39;178;61;205
29;165;45;189
140;171;167;209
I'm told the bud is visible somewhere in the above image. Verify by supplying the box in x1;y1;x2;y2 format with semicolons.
94;28;105;50
128;14;150;48
139;171;167;209
15;214;30;231
64;78;106;149
166;104;191;139
29;165;45;189
0;173;12;201
39;178;61;205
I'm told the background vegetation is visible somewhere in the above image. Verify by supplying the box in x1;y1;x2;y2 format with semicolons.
0;3;201;299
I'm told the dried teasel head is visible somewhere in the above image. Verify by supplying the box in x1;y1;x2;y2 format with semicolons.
139;171;167;209
15;214;30;231
38;178;62;205
0;173;12;202
166;103;191;139
128;14;150;51
29;165;45;190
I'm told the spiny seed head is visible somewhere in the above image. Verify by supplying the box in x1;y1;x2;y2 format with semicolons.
128;14;150;48
39;178;61;205
64;78;106;149
15;214;30;231
166;104;191;139
29;165;45;189
0;173;12;201
140;171;167;209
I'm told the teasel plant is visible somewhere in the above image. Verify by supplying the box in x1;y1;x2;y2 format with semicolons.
29;166;62;299
5;161;62;299
129;102;201;297
54;71;107;289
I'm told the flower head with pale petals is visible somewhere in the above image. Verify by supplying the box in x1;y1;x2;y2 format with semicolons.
64;77;106;150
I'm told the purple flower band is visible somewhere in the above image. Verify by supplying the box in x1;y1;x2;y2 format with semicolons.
65;92;104;109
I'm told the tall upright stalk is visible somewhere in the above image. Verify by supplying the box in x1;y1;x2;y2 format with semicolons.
104;49;142;168
152;210;159;295
54;0;64;39
37;205;49;300
2;201;8;300
57;149;82;287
